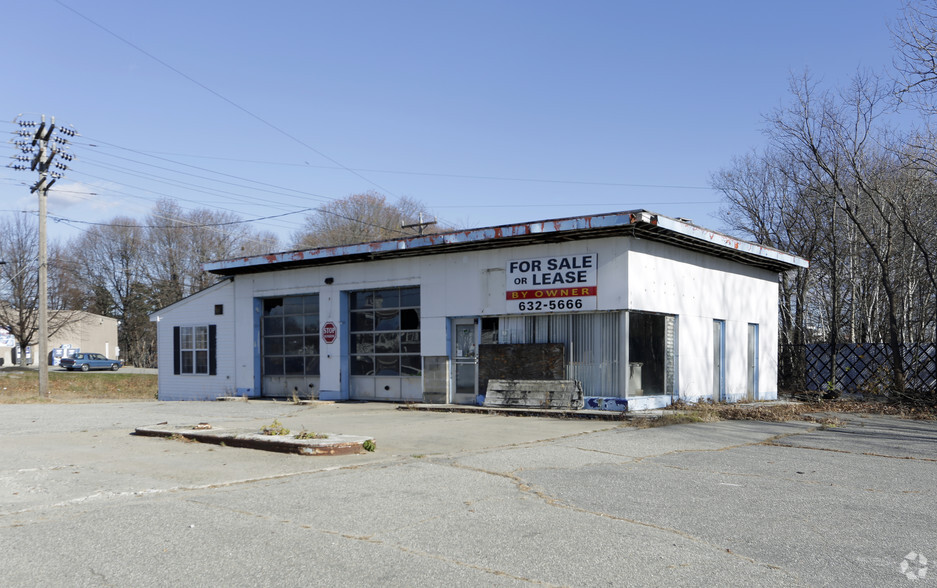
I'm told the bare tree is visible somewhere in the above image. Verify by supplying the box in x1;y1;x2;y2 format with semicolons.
891;1;937;346
144;198;282;308
713;148;827;391
893;0;937;112
766;72;918;394
71;218;152;366
291;192;444;249
0;214;76;365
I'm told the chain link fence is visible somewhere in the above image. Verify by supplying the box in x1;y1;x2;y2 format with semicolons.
781;343;936;396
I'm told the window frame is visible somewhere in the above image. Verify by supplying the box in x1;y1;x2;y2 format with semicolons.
349;286;421;377
173;324;216;376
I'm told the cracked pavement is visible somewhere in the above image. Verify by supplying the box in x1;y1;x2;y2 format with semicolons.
1;402;934;586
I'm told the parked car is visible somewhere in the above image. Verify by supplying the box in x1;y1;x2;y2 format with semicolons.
60;353;122;372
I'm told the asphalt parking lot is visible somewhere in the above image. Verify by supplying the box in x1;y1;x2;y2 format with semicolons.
1;401;935;587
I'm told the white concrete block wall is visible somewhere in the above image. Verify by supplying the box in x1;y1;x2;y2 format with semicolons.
626;239;780;401
155;235;785;404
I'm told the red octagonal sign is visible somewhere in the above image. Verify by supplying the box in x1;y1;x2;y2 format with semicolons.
321;321;337;344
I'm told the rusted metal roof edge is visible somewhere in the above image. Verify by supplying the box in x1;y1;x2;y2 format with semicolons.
650;215;809;270
203;210;808;276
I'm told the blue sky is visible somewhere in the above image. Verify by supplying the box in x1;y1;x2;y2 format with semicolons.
0;0;901;247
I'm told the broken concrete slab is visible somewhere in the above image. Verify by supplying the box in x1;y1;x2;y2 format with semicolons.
133;424;374;456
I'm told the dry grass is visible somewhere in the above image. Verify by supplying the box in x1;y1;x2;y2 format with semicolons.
0;368;157;403
657;398;937;427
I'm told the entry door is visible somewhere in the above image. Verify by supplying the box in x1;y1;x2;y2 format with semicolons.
747;323;759;401
451;318;479;404
713;319;726;401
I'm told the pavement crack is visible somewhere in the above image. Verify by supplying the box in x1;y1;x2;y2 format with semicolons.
763;442;937;462
88;566;112;587
447;457;800;582
0;460;400;518
187;497;560;586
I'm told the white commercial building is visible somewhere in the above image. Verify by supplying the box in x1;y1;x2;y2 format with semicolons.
150;211;807;410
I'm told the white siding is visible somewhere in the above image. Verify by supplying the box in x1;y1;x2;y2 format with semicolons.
151;280;236;401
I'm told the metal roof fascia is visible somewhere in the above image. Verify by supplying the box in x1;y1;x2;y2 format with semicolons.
202;210;808;274
650;215;809;269
203;211;641;274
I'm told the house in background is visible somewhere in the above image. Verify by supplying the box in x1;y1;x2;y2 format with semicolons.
0;310;119;367
150;211;808;410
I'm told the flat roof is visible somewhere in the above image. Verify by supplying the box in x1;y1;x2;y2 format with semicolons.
203;210;809;276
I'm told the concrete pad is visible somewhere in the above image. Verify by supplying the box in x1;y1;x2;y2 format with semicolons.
133;424;374;456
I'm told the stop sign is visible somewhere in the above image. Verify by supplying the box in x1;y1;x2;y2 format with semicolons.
321;321;337;344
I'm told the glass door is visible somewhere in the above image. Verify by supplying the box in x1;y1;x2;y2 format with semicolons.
451;318;479;404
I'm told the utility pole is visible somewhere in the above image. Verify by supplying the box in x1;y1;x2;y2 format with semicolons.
401;212;437;236
8;114;77;398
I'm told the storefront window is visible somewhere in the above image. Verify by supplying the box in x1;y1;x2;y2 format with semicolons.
350;286;420;376
628;312;676;397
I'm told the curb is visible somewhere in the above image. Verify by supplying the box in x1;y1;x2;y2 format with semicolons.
397;404;640;421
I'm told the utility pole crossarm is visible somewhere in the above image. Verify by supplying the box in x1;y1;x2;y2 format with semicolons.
7;114;78;398
401;212;438;236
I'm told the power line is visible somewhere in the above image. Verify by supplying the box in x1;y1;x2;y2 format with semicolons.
44;207;314;229
53;0;398;198
77;137;338;204
96;146;716;191
65;168;305;228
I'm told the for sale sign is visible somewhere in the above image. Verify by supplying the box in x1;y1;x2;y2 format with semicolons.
506;253;597;313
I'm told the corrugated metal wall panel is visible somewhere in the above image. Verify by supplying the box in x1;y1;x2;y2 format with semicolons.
495;312;623;396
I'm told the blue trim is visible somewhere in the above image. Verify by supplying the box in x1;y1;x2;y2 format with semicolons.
252;298;262;398
749;323;759;400
714;319;726;402
339;290;350;400
445;318;452;403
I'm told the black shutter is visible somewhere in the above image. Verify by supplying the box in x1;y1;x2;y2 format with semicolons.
208;324;217;376
173;326;180;375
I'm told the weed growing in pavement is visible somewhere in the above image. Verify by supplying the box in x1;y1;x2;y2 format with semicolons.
295;429;328;440
260;419;290;436
362;439;376;452
168;434;198;443
631;412;711;428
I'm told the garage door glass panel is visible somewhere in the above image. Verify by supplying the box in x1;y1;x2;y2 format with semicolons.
353;334;373;354
262;294;320;378
375;333;400;353
263;317;283;336
351;311;374;331
349;286;421;378
264;356;283;375
375;309;399;331
376;356;400;375
284;316;303;335
284;357;304;375
352;355;374;375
